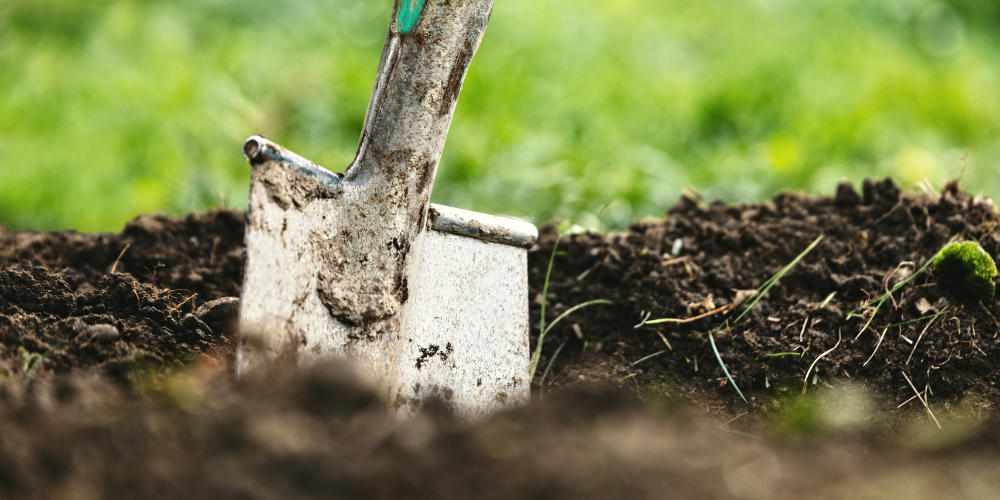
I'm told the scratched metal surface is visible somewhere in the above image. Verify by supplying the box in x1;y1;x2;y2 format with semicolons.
393;229;530;420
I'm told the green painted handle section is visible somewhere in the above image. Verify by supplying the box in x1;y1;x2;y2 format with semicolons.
395;0;427;34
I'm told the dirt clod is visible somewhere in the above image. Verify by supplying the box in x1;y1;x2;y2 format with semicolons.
85;324;119;342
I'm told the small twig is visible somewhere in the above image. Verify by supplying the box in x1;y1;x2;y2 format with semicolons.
906;315;940;365
655;330;673;351
978;301;1000;337
168;293;197;316
799;315;809;342
646;303;732;325
898;391;922;408
209;236;221;266
880;261;914;308
131;283;142;306
930;352;953;370
661;256;690;266
802;328;841;396
863;328;888;367
111;244;130;274
902;371;941;430
633;311;652;329
575;256;604;281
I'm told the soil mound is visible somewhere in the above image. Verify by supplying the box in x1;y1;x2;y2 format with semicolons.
0;211;243;384
2;178;1000;498
530;179;1000;419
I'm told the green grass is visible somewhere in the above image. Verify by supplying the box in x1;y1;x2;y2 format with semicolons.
715;235;823;403
850;236;958;339
880;310;949;329
756;352;802;360
731;235;824;325
529;232;613;383
19;341;67;386
2;0;1000;232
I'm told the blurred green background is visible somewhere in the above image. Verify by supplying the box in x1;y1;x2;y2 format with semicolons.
2;0;999;232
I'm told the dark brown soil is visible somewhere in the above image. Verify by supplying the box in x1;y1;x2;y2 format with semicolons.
0;211;245;383
529;178;1000;427
1;179;1000;499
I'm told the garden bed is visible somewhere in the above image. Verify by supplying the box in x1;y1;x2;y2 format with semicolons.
0;178;998;498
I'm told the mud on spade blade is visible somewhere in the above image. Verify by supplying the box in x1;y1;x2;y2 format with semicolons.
237;0;536;420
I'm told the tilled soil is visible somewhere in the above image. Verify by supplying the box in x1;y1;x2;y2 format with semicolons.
1;178;1000;498
529;178;1000;426
0;211;244;382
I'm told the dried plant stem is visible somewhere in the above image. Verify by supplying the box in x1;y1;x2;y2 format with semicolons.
906;316;940;365
646;304;732;325
168;293;197;316
802;328;841;396
656;330;673;351
111;244;130;274
902;371;941;430
863;327;888;367
978;301;1000;336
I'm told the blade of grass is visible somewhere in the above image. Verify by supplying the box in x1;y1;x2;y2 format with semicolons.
538;233;563;335
852;236;957;340
880;310;948;329
801;328;842;396
756;352;801;360
719;411;749;428
710;236;822;404
23;341;67;387
709;330;746;403
732;235;824;325
539;340;566;388
819;291;836;309
633;350;668;365
530;299;614;382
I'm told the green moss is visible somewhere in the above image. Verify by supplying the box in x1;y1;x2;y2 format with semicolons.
933;241;997;303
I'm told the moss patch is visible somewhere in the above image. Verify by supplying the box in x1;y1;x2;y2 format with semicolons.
933;241;997;303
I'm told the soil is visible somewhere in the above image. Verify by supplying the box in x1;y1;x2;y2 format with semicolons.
529;178;1000;427
0;211;245;383
1;178;999;499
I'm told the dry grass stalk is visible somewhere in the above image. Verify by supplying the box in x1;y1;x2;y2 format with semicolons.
906;315;941;365
656;330;673;351
801;327;841;396
111;244;130;274
863;327;889;367
168;293;198;316
645;303;732;325
902;371;942;430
